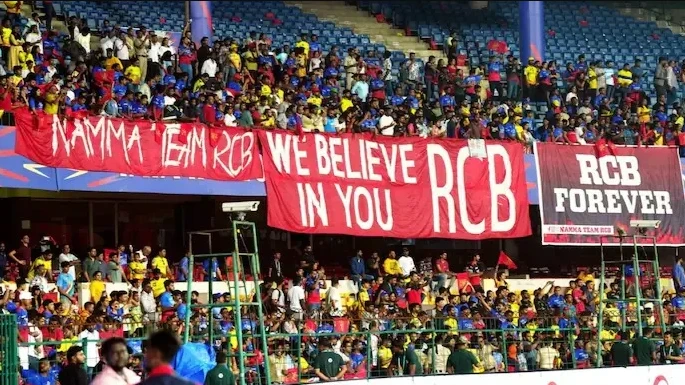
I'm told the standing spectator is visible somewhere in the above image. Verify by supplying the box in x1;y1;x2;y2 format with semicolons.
327;278;344;317
58;346;88;385
204;351;235;385
78;317;101;379
177;250;190;282
447;336;480;374
58;244;79;281
139;331;194;385
659;331;682;364
151;248;172;279
314;338;347;381
83;247;104;282
397;248;416;278
91;337;140;385
287;277;306;321
267;252;283;281
609;331;631;366
465;254;485;293
537;337;560;370
140;279;158;325
107;252;128;284
654;57;668;100
9;234;32;278
506;56;521;100
56;261;76;308
633;327;656;365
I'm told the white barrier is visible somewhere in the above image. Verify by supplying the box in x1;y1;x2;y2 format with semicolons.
20;277;676;306
334;364;679;385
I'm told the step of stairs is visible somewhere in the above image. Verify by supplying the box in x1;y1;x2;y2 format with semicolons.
285;0;446;62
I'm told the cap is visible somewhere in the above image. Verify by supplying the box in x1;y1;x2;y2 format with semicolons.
528;56;534;61
457;336;469;345
19;291;33;300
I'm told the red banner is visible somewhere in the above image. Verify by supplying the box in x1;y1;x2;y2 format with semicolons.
257;130;531;239
535;142;685;246
13;110;262;181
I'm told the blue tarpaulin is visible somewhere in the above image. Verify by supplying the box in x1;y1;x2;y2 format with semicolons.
171;342;216;384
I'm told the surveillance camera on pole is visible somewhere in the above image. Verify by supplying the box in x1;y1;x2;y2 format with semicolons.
222;201;260;221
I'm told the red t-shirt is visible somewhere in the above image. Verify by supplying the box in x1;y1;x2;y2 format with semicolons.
435;259;449;273
406;288;421;305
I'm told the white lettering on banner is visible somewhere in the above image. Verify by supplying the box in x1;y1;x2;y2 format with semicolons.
161;124;207;169
53;115;143;164
297;182;328;227
553;188;673;215
265;132;418;183
334;184;393;230
51;115;255;178
211;130;255;177
427;144;516;235
577;154;641;186
550;152;676;216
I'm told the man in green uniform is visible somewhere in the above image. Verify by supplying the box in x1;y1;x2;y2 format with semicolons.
632;327;656;365
446;336;480;374
609;331;632;366
314;338;346;381
392;339;423;376
204;352;235;385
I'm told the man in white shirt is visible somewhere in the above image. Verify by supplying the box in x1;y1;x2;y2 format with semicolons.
115;32;130;66
397;248;416;277
286;277;305;320
270;279;286;314
201;53;218;78
537;341;560;370
100;30;116;56
378;107;396;136
140;279;158;323
78;319;101;376
326;278;344;316
59;244;79;280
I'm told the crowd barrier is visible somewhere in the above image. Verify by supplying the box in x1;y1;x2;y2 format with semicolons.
5;277;676;306
335;364;680;385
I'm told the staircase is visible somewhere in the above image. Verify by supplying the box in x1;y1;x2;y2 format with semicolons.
284;1;446;62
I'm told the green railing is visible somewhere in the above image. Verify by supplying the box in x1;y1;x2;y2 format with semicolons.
4;314;678;384
0;314;19;385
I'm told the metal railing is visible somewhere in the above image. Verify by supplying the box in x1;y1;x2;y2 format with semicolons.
4;314;682;385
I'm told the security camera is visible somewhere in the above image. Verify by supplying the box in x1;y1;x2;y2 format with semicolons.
222;201;260;213
629;220;661;229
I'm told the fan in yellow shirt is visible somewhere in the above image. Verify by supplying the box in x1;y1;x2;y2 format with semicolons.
27;252;52;280
382;252;402;276
89;271;106;302
378;339;393;370
150;271;167;298
151;250;171;278
124;63;142;84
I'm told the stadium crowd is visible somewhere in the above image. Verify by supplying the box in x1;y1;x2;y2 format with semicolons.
1;1;685;152
3;233;685;385
3;1;685;384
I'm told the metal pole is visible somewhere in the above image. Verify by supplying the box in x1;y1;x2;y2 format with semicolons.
597;236;605;368
633;235;643;335
232;221;246;385
183;252;194;344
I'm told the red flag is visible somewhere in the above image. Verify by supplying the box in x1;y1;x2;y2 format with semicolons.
209;128;222;147
594;138;616;158
497;251;517;270
178;125;191;144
